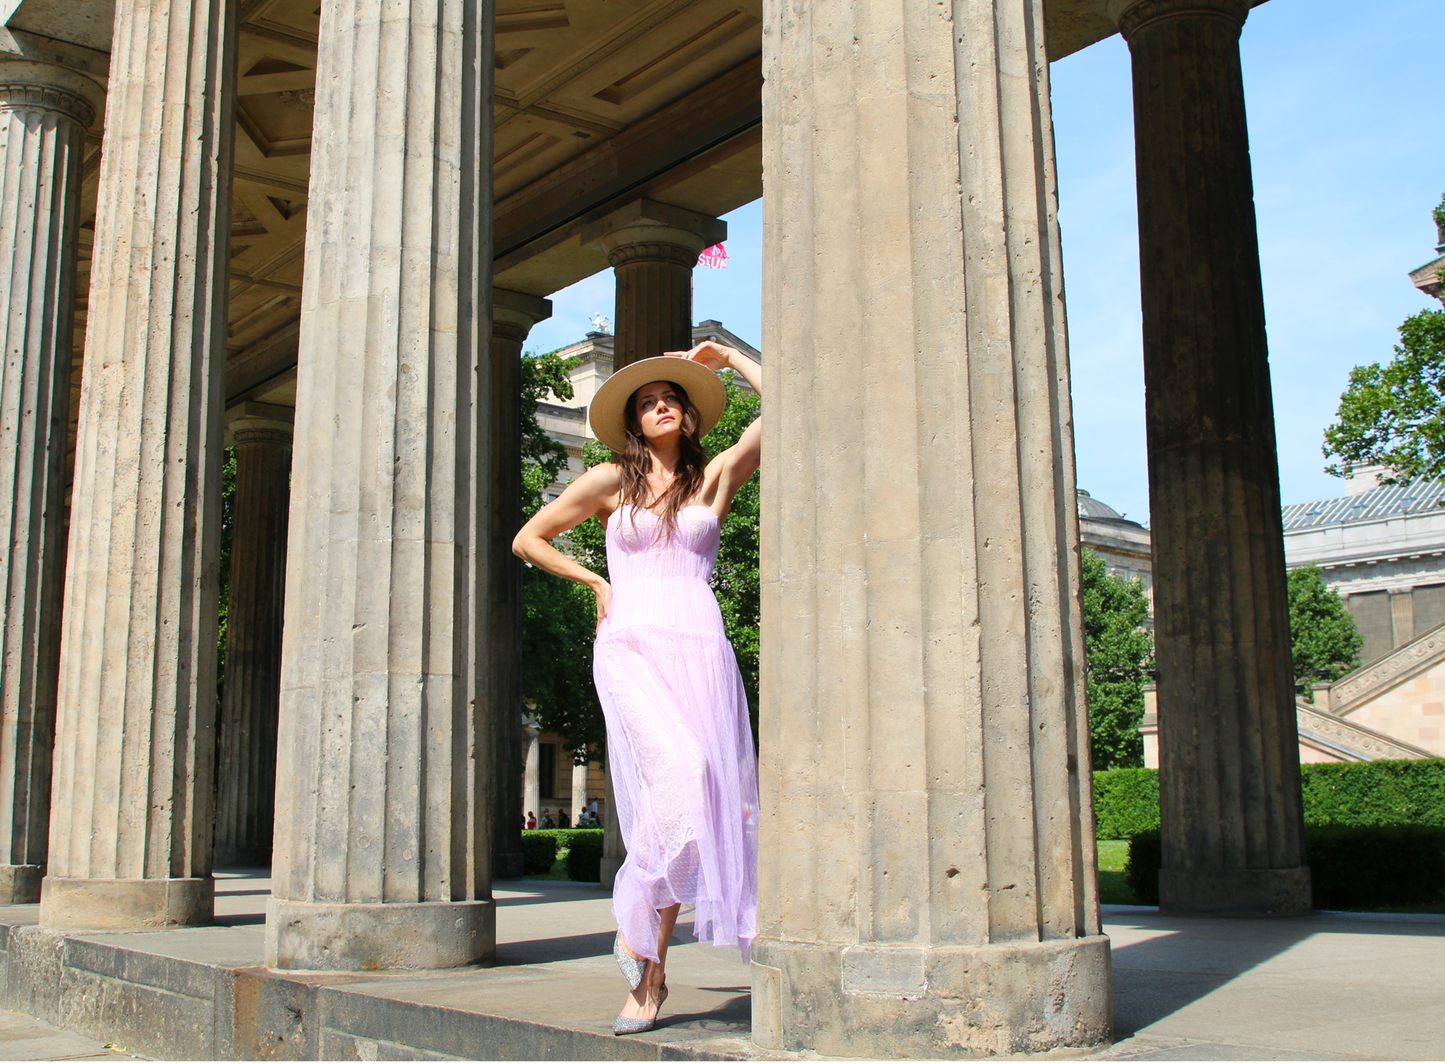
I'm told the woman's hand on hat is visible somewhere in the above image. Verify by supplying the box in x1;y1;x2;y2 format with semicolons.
666;340;735;372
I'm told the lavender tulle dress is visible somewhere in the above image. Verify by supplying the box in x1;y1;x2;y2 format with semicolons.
594;503;759;962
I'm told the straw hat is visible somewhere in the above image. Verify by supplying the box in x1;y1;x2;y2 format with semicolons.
588;355;727;453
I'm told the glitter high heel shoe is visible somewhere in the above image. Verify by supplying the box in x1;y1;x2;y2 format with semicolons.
613;933;645;990
613;982;667;1036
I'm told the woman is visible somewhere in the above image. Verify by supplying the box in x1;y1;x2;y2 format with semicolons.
513;340;762;1035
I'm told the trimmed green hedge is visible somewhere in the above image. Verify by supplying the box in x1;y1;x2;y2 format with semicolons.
1095;759;1445;840
565;831;604;882
1094;768;1161;839
521;832;557;875
1124;829;1162;905
1300;760;1445;826
520;829;605;880
1124;824;1445;910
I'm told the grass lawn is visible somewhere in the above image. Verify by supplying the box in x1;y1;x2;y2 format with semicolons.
528;847;573;880
1097;839;1139;905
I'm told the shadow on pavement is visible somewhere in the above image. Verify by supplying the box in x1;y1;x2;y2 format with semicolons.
1107;909;1445;1038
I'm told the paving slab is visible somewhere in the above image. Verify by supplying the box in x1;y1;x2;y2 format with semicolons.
0;1006;151;1060
0;875;1442;1060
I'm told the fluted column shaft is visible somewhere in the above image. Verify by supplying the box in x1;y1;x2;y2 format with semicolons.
522;723;540;827
490;289;550;881
584;199;724;372
214;404;293;867
0;60;102;905
1112;0;1309;914
43;0;237;930
753;0;1109;1056
267;0;497;970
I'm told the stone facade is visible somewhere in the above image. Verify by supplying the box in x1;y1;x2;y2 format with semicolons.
1284;473;1445;665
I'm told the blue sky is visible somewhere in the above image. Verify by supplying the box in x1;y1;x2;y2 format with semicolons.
525;0;1445;525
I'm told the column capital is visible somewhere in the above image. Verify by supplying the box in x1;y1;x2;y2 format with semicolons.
1103;0;1249;40
581;198;725;269
493;288;552;345
0;58;103;128
224;401;294;444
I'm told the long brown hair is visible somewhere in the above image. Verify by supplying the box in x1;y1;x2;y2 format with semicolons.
619;380;708;537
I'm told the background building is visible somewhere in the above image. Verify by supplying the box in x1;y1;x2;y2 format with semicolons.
1283;472;1445;665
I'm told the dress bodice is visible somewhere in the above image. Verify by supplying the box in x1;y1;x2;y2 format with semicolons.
601;505;722;634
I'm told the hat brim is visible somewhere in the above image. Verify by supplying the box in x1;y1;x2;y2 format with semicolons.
588;355;728;453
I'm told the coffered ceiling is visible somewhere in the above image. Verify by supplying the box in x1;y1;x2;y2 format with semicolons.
2;0;1144;431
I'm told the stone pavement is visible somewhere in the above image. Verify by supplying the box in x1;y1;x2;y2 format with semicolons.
0;872;1440;1060
0;1008;149;1060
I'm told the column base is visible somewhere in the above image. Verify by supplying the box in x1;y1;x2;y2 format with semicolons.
265;897;494;970
39;876;214;929
0;865;43;904
751;935;1112;1058
213;844;272;869
600;855;622;891
493;850;525;880
1160;865;1311;914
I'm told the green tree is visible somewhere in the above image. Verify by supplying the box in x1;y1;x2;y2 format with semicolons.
1080;547;1153;770
702;376;761;738
1287;564;1363;697
1323;193;1445;486
519;350;608;762
1322;308;1445;484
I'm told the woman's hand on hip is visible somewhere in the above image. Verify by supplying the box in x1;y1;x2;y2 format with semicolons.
593;579;613;631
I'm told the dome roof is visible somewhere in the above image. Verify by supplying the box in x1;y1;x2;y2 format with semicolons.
1076;489;1124;521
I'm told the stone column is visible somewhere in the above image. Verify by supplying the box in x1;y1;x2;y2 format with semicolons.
570;763;588;827
752;0;1110;1056
489;289;549;880
0;59;102;905
583;199;724;371
522;722;540;827
600;760;623;890
1109;0;1310;914
214;403;293;868
42;0;237;930
267;0;497;970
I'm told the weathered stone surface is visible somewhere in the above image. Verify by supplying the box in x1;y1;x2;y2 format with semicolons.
215;403;294;868
583;199;725;372
41;876;214;931
0;58;101;907
265;898;494;972
489;289;551;882
268;0;497;969
754;0;1107;1055
43;0;238;929
1110;0;1310;915
522;722;541;833
600;756;623;891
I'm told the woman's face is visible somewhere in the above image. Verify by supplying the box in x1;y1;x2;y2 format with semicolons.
634;381;685;442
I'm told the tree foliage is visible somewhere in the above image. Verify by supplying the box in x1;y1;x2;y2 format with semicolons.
1080;547;1153;770
1322;308;1445;485
1287;563;1363;696
702;376;761;738
519;351;607;763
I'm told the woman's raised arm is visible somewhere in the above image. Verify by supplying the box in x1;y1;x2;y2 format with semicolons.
666;342;761;512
